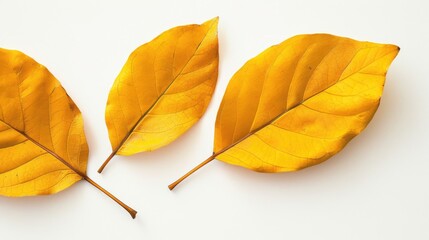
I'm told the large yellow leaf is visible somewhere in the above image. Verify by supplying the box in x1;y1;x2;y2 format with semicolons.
0;48;136;217
99;17;219;172
169;34;399;189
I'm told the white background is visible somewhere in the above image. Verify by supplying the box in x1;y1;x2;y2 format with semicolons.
0;0;428;239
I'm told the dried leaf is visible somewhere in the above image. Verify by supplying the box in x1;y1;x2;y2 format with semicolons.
0;48;136;218
99;17;219;172
169;34;399;189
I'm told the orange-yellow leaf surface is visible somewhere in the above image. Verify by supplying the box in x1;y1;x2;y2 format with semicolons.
0;49;136;218
213;34;399;172
104;17;219;158
0;48;88;196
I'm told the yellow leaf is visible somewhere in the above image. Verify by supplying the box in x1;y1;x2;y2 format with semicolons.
0;49;136;218
99;17;219;172
169;34;399;189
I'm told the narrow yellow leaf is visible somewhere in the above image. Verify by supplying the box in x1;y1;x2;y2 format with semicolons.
0;48;136;218
169;34;399;189
99;17;219;172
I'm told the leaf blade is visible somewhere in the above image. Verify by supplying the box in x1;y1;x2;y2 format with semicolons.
214;34;399;172
105;17;219;156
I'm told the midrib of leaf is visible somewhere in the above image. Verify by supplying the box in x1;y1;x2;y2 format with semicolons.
0;118;137;218
0;118;85;177
168;46;398;190
101;20;217;167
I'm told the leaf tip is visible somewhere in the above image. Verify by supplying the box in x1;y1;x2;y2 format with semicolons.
389;44;400;58
388;44;400;53
203;16;219;27
211;16;220;22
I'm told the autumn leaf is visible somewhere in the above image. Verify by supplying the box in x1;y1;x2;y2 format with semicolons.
0;48;137;218
98;17;219;173
169;34;399;190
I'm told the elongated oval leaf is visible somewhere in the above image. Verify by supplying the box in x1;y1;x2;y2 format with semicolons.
169;34;399;189
214;34;399;171
0;48;136;217
99;17;219;172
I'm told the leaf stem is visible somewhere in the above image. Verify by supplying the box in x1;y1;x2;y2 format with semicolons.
168;154;216;190
84;176;137;219
98;151;116;173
